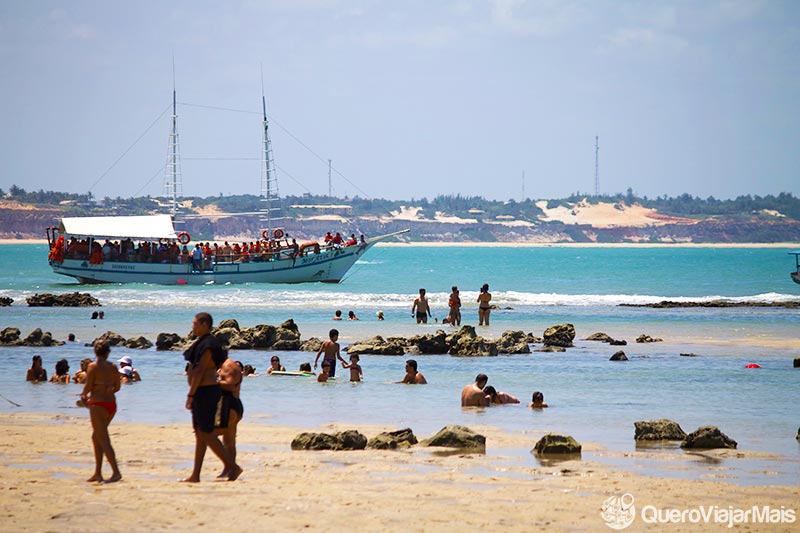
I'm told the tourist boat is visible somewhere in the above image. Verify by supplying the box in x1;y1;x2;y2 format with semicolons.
790;251;800;285
45;89;408;285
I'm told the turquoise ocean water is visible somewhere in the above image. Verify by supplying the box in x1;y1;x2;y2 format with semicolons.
1;244;799;484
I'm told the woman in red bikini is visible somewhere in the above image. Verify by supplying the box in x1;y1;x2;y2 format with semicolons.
79;341;122;483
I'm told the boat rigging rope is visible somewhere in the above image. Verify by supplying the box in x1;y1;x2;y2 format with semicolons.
87;103;172;194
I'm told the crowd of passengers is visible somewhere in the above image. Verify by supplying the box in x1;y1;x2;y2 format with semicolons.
63;231;366;265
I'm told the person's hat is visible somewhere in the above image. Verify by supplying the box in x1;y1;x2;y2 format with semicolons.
119;366;133;377
118;356;133;366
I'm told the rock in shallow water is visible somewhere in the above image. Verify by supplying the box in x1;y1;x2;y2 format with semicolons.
420;425;485;451
634;419;687;441
680;426;737;449
533;434;582;454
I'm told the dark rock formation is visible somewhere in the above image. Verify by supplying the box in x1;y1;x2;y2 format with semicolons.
217;319;240;330
290;430;367;451
408;330;448;354
0;327;61;346
156;332;184;351
634;419;687;441
247;324;277;349
534;345;566;352
636;334;663;343
26;292;100;307
542;323;575;348
300;337;323;352
794;358;800;368
367;428;418;450
272;319;302;350
585;332;614;342
345;335;407;356
91;331;126;347
609;350;628;361
496;330;531;354
447;326;497;357
24;328;58;347
124;336;153;349
609;339;627;346
0;296;12;306
526;333;543;344
420;425;486;451
533;434;582;454
680;426;737;449
0;327;22;345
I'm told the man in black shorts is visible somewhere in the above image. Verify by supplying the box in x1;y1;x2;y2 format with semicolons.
181;312;242;482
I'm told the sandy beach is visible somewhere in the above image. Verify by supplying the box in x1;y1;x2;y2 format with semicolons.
0;412;797;532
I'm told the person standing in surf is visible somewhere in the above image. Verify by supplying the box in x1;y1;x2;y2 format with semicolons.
477;283;492;326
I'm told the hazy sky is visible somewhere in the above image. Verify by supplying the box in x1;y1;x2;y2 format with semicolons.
1;1;798;201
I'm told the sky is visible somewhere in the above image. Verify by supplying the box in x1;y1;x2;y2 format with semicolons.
1;0;799;202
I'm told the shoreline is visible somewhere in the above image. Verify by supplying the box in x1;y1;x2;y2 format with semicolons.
2;238;798;248
1;412;797;532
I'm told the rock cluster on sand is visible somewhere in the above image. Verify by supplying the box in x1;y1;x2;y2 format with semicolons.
0;327;60;346
542;323;575;348
585;331;627;345
636;334;663;343
420;425;486;451
680;426;737;449
0;297;12;306
291;430;368;451
367;429;418;450
533;434;582;454
634;419;687;441
25;292;100;307
156;319;302;351
609;350;628;361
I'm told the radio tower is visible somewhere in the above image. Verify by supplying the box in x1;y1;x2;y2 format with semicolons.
594;135;599;197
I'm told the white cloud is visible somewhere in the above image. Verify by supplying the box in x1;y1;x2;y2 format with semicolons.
608;27;688;54
489;0;584;38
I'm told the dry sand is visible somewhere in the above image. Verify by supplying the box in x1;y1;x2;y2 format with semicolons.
0;412;796;532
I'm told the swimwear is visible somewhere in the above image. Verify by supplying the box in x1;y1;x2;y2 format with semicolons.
88;400;117;417
324;358;337;378
479;306;491;310
192;384;222;433
215;390;244;429
416;312;428;320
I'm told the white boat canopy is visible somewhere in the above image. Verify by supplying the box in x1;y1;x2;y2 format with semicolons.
58;214;177;240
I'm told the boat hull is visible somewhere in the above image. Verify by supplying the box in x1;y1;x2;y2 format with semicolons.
792;272;800;285
50;242;375;285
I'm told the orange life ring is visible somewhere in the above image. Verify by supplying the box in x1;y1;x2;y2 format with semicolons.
273;228;285;240
262;229;270;240
177;232;191;245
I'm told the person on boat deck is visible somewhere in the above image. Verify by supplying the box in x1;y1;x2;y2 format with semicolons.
360;234;367;245
192;244;203;271
345;234;357;246
324;232;333;246
332;232;344;246
290;239;299;257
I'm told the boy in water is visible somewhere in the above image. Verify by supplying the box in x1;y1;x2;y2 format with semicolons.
528;391;548;408
342;354;363;382
314;329;345;378
317;360;332;382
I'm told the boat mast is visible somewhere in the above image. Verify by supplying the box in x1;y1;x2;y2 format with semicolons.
163;59;182;218
259;74;280;238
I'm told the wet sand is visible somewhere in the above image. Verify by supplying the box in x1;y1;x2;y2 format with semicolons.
0;412;796;532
